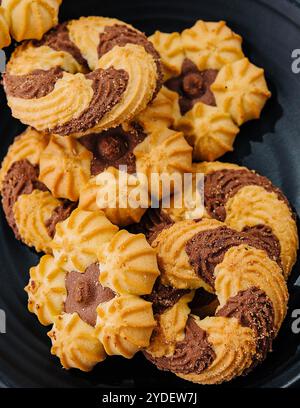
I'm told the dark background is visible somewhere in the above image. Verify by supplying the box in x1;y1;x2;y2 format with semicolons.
0;0;300;388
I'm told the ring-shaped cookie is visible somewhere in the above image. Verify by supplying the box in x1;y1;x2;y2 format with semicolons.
26;227;160;369
144;218;289;384
0;129;75;252
3;16;163;136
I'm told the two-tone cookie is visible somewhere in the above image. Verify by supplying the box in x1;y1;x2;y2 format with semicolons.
149;20;271;161
25;215;160;370
144;218;288;384
3;16;163;136
0;128;75;253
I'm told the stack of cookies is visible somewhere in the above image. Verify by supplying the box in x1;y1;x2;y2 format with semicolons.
0;8;298;385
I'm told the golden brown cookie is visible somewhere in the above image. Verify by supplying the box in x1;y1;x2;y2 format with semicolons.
149;21;271;161
136;86;181;133
150;31;185;80
200;161;298;277
3;17;162;136
144;217;289;384
145;161;298;279
2;0;62;42
211;58;271;125
98;230;159;295
36;122;148;226
177;103;239;161
96;294;156;359
27;231;160;365
94;230;160;357
78;123;192;222
0;131;76;253
181;20;244;70
13;190;63;253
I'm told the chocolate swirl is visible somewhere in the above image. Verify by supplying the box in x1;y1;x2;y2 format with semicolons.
143;281;190;315
1;160;47;238
217;287;275;366
185;225;282;288
4;67;64;99
45;200;77;239
65;263;115;327
98;24;163;97
145;317;215;375
165;58;218;115
204;169;290;222
128;208;174;244
35;22;88;69
51;67;129;136
79;123;146;175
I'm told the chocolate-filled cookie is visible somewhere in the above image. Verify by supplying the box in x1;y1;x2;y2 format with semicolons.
149;20;271;161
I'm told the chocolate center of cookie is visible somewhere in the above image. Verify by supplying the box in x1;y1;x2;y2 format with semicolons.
165;58;218;115
79;124;147;175
64;263;115;327
97;133;128;162
182;72;204;97
45;201;77;239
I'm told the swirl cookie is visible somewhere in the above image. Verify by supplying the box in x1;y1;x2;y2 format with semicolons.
138;162;298;279
1;0;62;44
3;16;162;136
149;20;271;161
0;131;75;252
198;162;298;278
26;228;160;369
144;218;289;384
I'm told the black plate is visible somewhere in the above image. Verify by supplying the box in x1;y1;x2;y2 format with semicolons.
0;0;300;388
